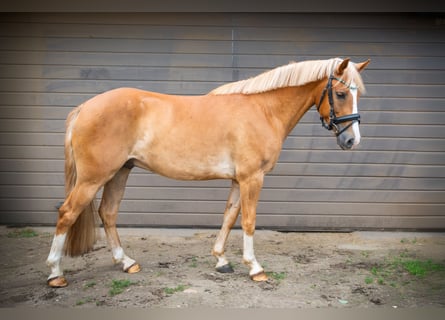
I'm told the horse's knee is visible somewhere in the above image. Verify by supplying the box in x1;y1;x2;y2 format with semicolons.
98;209;116;228
241;221;256;236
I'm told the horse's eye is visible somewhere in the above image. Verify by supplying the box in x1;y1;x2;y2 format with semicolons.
336;91;346;99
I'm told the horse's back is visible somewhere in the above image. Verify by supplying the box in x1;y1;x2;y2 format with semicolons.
70;87;280;180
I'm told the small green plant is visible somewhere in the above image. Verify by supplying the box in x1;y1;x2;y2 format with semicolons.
7;228;38;238
364;253;445;286
76;297;94;306
164;284;187;295
400;259;444;277
189;256;198;268
401;238;417;244
267;271;286;282
109;279;137;296
84;281;96;289
155;271;165;277
399;250;410;258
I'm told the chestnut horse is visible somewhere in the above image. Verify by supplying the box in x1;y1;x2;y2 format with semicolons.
46;57;370;287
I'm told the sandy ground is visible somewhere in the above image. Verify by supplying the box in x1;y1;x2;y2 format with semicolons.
0;226;444;308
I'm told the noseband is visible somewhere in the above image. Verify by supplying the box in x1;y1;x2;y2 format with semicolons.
316;75;361;136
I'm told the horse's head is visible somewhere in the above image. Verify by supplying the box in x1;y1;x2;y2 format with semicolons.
316;58;370;150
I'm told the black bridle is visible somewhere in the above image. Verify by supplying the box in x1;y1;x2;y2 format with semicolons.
316;75;361;136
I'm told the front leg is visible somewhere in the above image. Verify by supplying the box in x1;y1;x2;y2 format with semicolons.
212;180;241;273
243;232;268;281
239;173;268;282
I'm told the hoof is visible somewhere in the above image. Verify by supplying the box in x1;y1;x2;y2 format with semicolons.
216;264;234;273
250;271;268;282
47;276;68;288
125;263;141;274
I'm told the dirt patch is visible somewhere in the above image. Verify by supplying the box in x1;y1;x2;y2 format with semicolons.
0;226;444;308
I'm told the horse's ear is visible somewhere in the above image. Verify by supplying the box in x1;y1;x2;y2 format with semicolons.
355;59;371;73
336;58;350;75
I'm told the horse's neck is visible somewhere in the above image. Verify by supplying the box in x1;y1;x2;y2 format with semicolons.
254;83;318;139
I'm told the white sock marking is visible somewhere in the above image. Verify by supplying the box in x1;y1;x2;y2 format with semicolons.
216;255;230;269
243;233;264;276
112;246;136;271
46;233;67;279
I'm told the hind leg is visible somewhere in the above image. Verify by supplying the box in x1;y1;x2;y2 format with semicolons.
46;234;68;287
99;167;140;273
46;182;100;287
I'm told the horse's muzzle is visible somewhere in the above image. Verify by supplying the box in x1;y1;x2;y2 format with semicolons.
337;131;356;150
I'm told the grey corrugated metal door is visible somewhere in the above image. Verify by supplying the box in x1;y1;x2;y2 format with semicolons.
0;13;444;230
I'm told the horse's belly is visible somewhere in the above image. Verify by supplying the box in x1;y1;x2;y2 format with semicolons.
134;152;236;181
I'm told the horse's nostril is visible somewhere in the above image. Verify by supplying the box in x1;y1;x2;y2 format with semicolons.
345;137;355;148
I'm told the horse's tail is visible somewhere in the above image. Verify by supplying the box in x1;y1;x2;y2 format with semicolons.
62;106;97;257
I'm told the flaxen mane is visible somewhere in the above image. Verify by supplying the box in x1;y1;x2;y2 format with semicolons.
209;58;365;95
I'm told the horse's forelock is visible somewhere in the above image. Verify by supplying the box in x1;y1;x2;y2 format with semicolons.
339;64;366;94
